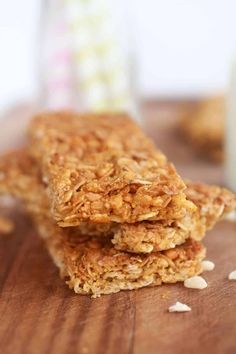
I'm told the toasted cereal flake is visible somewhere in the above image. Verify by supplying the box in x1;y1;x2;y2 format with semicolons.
202;260;215;271
184;275;207;289
168;302;191;313
228;270;236;280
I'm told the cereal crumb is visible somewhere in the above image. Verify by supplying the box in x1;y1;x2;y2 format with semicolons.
202;260;215;271
184;275;207;289
228;270;236;280
168;301;191;313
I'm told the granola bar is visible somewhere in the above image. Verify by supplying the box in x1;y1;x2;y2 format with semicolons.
180;96;224;162
0;150;206;296
184;181;235;230
34;215;206;297
110;181;236;252
28;112;193;225
1;150;235;253
0;150;48;217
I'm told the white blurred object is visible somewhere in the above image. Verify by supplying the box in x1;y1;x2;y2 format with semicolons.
1;0;236;111
0;0;40;111
201;260;215;271
168;302;191;313
228;270;236;280
225;58;236;193
224;210;236;222
39;0;137;118
40;0;75;109
131;0;236;98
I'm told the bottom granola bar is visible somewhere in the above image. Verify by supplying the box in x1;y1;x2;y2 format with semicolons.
34;214;205;297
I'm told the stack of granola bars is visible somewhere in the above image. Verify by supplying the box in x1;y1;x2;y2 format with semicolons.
0;112;235;297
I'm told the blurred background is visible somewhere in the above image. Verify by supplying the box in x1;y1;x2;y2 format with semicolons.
1;0;236;184
1;0;236;111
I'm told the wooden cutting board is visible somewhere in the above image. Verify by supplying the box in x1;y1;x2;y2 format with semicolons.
0;101;236;354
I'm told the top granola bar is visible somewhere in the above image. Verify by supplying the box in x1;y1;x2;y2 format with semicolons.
28;112;190;225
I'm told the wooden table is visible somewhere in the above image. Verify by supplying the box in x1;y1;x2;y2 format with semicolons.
0;101;236;354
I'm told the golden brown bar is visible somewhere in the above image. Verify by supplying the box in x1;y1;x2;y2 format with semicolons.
34;215;205;297
0;150;235;253
0;150;206;296
112;181;236;253
28;112;194;225
0;150;48;217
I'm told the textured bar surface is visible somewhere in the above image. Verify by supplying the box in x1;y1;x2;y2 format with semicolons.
29;112;192;225
0;150;235;253
35;215;205;297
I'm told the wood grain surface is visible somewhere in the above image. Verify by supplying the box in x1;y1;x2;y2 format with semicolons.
0;101;236;354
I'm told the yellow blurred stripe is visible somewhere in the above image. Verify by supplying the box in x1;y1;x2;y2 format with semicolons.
74;41;115;62
70;12;107;31
80;68;124;90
